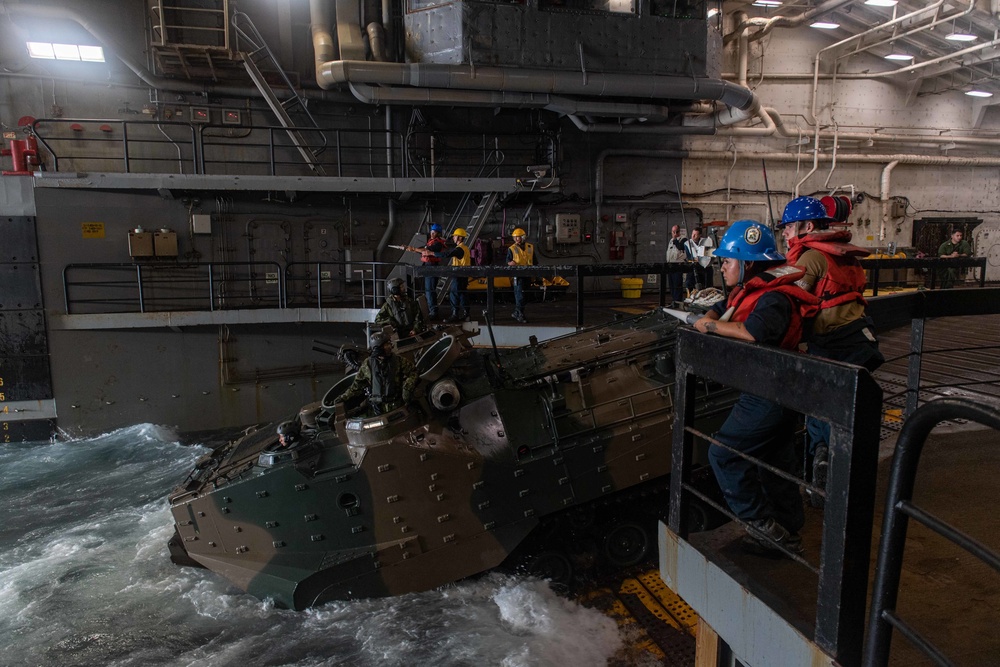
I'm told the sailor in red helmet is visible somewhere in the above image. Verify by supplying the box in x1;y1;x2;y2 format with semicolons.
421;223;448;319
694;220;819;556
778;196;884;502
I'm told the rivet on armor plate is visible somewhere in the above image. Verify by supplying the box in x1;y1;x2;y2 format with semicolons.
436;493;445;501
304;513;318;522
467;462;476;469
519;489;529;497
513;469;525;477
221;507;230;514
208;541;216;547
351;526;364;534
310;534;324;542
378;464;391;472
639;473;650;481
602;485;613;492
401;525;410;533
430;473;439;480
419;453;428;461
443;534;455;543
597;464;608;472
635;453;647;461
223;497;232;503
484;522;495;530
295;484;308;491
265;521;278;528
373;561;381;569
437;514;450;523
428;484;436;492
402;552;411;559
387;495;400;503
256;490;269;498
197;511;205;517
393;516;402;523
472;481;484;489
524;509;535;517
558;477;569;485
236;546;248;554
478;501;490;509
184;536;197;542
632;434;643;442
233;526;242;532
592;445;604;453
179;520;192;526
273;540;285;548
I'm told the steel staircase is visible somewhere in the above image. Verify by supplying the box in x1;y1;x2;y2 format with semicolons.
231;11;327;175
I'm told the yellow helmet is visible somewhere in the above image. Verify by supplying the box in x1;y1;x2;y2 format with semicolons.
452;228;468;238
512;228;527;237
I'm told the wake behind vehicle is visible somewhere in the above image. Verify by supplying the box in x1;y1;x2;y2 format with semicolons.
167;310;732;609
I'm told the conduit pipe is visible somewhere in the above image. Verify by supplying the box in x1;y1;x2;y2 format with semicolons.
830;0;976;63
880;160;899;243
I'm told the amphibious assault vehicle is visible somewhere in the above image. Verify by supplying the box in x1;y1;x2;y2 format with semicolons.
167;310;732;609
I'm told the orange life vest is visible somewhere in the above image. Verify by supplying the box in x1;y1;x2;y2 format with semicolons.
727;265;820;350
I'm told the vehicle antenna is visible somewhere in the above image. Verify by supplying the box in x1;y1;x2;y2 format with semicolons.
762;159;776;227
674;175;687;233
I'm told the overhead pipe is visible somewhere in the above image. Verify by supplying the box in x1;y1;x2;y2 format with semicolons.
723;0;856;45
880;160;900;243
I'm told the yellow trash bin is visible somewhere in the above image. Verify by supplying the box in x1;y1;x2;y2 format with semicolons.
621;278;643;298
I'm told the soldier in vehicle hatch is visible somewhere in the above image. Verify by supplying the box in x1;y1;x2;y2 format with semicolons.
335;332;418;415
375;277;426;337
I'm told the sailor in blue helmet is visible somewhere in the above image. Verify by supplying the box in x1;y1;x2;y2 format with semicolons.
693;220;819;556
778;196;883;505
421;223;448;319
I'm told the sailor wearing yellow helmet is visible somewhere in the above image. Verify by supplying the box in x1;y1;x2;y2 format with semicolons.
506;227;535;323
424;228;472;322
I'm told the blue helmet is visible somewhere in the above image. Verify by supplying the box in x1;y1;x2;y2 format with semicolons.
429;223;443;232
779;196;831;227
714;220;785;262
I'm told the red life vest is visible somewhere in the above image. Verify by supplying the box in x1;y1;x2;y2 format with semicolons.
726;265;820;350
422;236;447;265
785;230;868;311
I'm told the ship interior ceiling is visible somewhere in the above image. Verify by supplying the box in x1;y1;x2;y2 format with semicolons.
1;0;1000;664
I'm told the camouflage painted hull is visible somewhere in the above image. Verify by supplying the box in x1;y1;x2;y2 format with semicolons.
168;310;729;609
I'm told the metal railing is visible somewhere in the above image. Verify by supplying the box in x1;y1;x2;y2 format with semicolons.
859;256;987;295
864;396;1000;666
31;118;555;180
667;328;883;666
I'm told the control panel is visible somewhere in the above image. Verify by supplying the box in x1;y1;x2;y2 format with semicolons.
554;213;581;243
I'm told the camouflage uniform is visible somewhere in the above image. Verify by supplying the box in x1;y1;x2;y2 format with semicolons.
374;296;426;336
340;352;418;414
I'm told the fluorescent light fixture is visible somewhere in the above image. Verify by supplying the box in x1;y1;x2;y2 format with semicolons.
884;52;914;61
965;90;993;98
945;32;977;42
707;7;719;17
752;0;782;6
26;42;55;59
26;42;104;62
811;22;840;30
865;0;897;6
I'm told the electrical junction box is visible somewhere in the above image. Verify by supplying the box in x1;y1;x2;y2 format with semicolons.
192;214;212;235
154;229;178;257
128;230;154;258
891;200;906;218
554;213;581;243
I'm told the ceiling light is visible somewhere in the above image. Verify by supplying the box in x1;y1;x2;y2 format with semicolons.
26;41;104;63
811;22;840;30
945;32;977;42
752;0;782;6
865;0;898;6
884;52;914;61
707;7;719;18
965;90;993;98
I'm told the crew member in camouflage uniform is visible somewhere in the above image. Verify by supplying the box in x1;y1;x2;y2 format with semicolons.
336;332;418;415
375;277;426;337
937;229;972;289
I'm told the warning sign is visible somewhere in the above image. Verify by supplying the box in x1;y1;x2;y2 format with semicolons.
82;222;105;239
